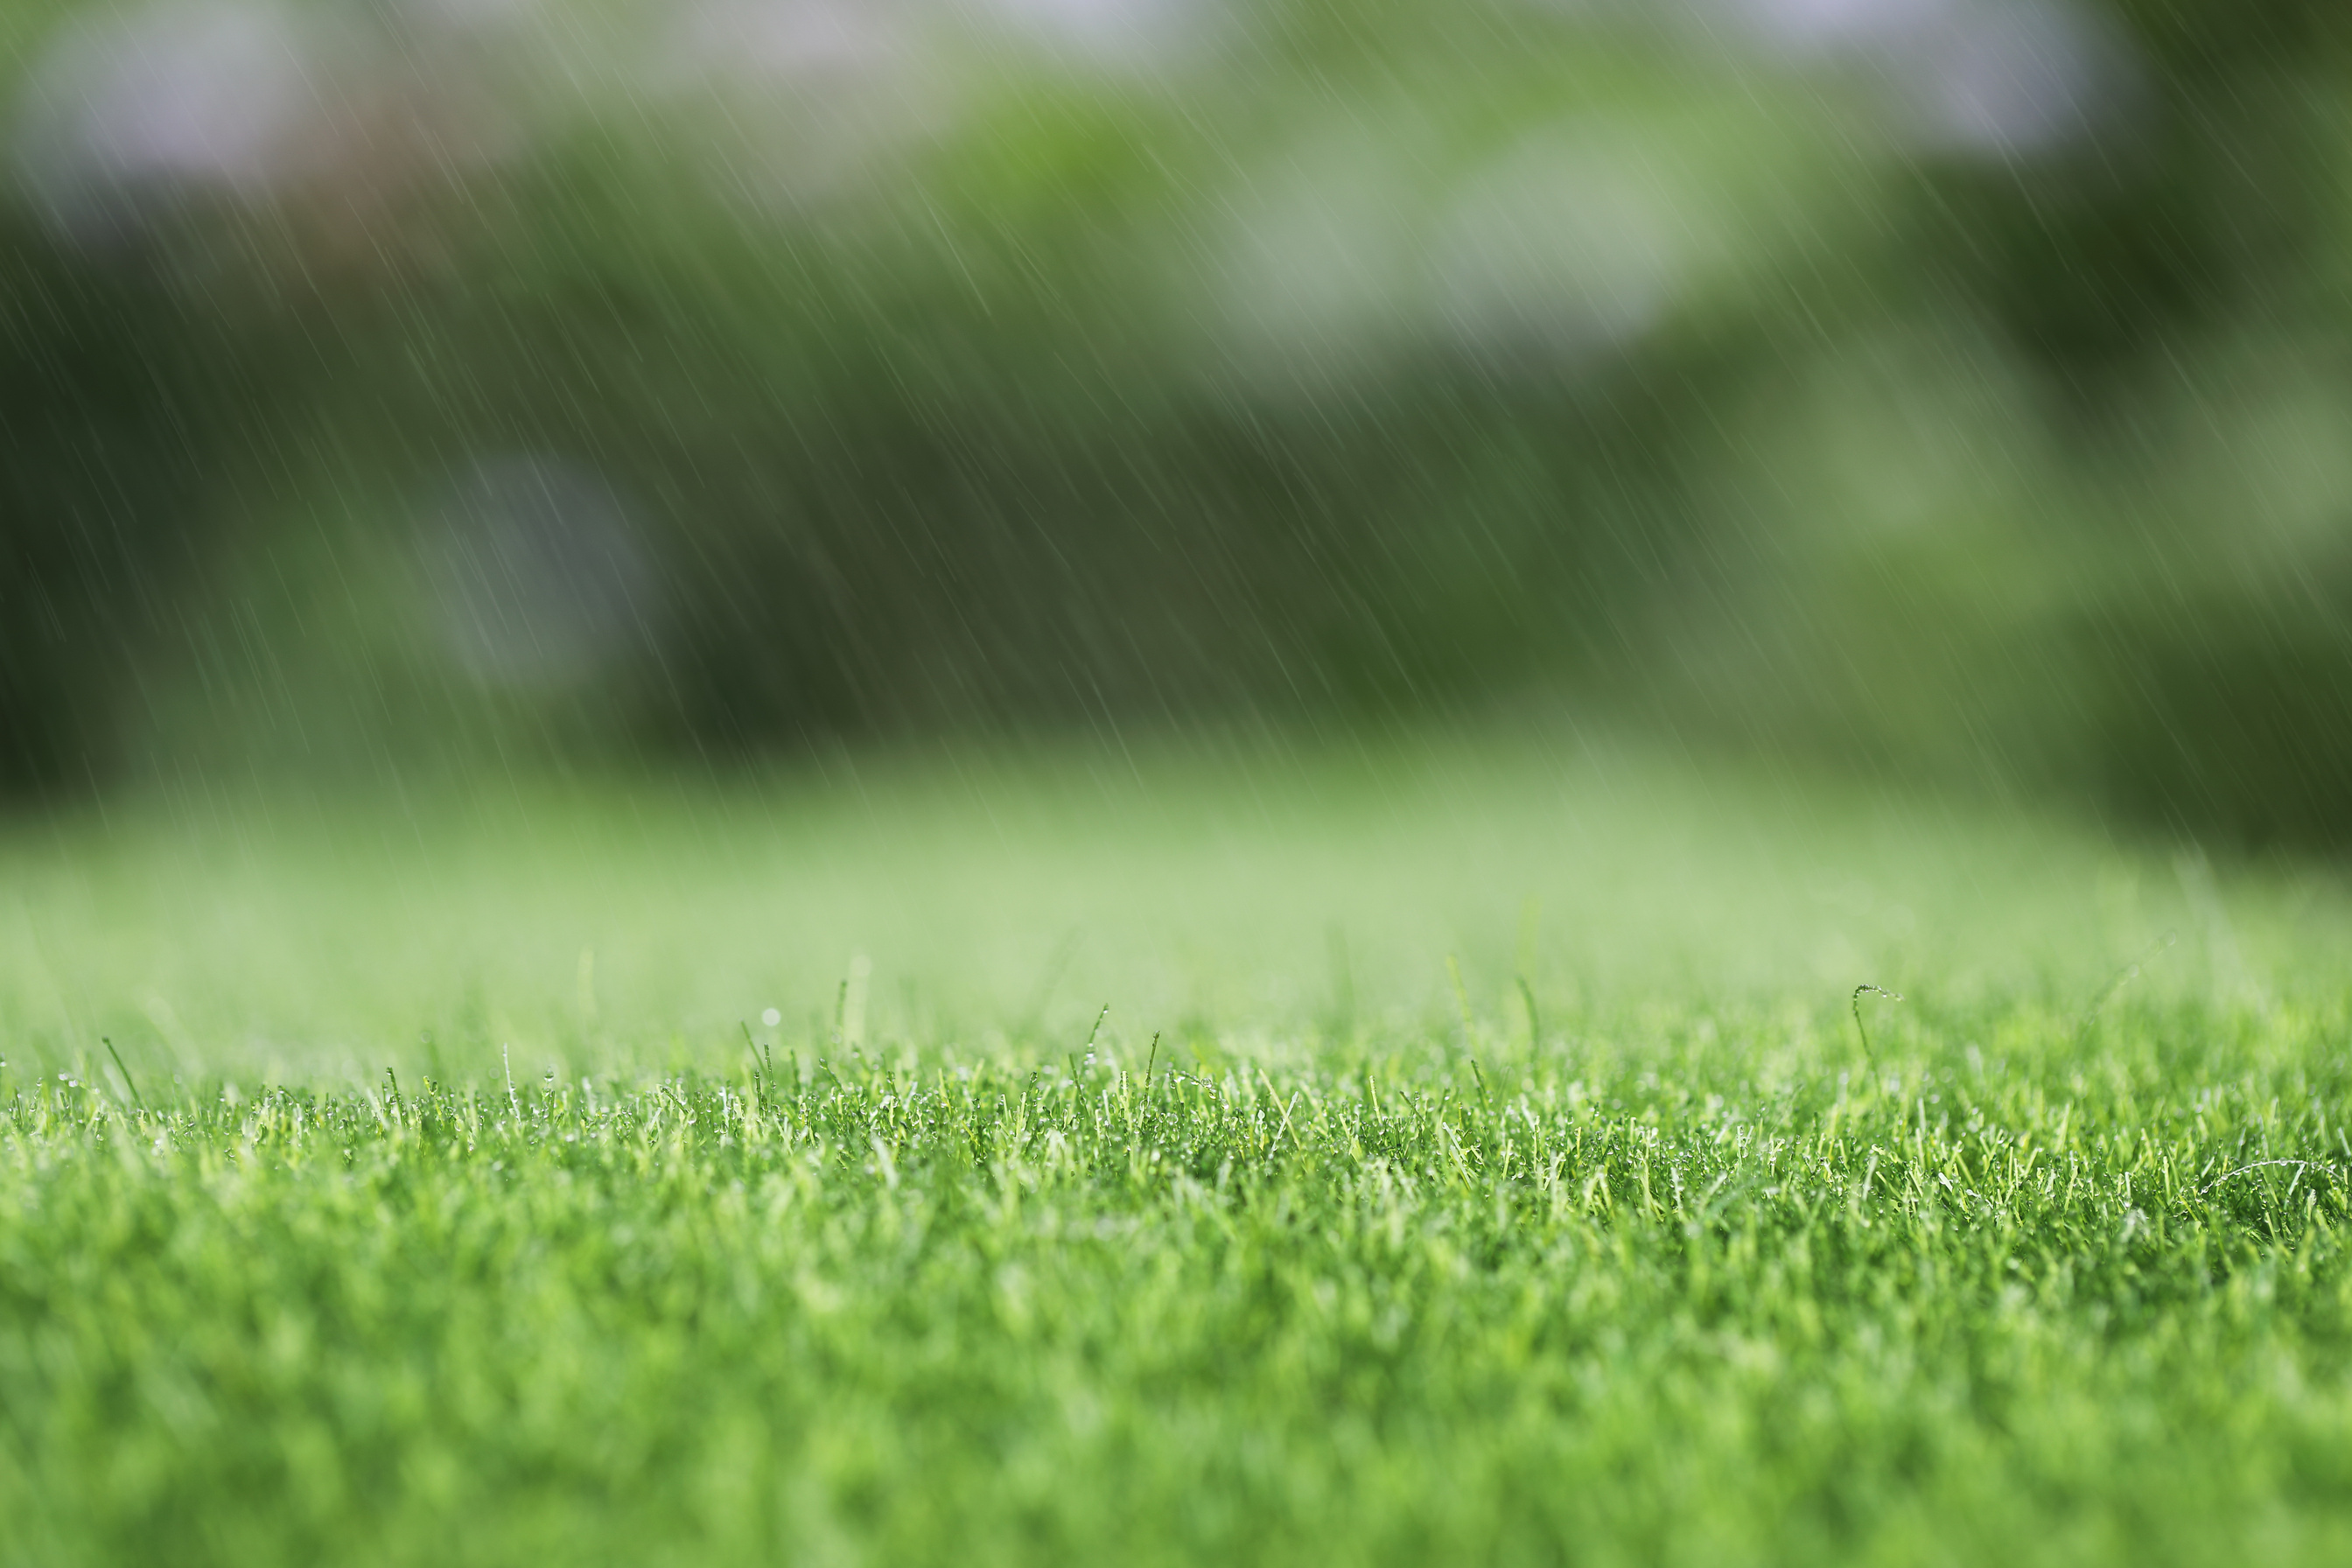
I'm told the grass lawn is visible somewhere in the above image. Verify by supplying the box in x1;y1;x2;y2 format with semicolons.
4;734;2352;1564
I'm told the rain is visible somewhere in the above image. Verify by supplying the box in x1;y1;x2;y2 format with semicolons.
4;0;2351;1560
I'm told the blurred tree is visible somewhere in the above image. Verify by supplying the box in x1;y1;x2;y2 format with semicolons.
2;0;2349;848
0;218;206;792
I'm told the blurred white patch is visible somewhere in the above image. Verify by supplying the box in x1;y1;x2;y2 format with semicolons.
425;458;658;693
963;0;1217;67
1707;0;2124;155
661;0;950;206
677;0;902;76
1213;131;1425;392
1718;0;1948;50
11;1;341;233
13;0;539;247
1431;131;1703;367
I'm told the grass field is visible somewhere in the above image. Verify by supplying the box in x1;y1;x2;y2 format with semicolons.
6;734;2352;1564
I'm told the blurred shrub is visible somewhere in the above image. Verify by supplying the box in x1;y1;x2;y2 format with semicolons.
2;0;2349;846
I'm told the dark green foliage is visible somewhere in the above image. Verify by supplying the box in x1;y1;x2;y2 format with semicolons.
0;216;207;792
4;0;2352;844
2084;597;2352;849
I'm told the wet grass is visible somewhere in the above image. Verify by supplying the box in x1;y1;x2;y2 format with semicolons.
4;739;2352;1564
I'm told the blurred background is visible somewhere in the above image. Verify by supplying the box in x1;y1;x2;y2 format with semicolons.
4;0;2348;848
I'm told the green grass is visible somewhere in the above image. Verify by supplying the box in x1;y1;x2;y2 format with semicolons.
5;736;2352;1564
